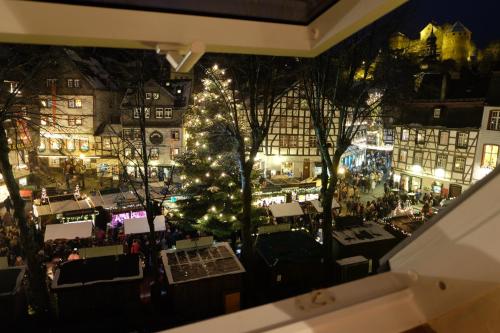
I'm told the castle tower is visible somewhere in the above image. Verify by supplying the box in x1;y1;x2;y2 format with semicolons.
441;22;472;64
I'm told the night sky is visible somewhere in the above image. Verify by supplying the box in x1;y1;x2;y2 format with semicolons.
390;0;500;47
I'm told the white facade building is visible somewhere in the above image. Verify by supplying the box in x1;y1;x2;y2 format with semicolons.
472;105;500;182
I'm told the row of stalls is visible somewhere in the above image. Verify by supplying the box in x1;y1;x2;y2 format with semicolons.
33;187;170;231
50;234;245;324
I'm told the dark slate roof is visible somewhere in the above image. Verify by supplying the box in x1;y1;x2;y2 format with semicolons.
395;100;484;128
416;72;489;100
64;49;118;90
450;21;470;34
486;72;500;105
256;231;322;266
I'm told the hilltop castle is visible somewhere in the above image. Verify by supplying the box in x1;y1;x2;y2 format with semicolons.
390;21;500;67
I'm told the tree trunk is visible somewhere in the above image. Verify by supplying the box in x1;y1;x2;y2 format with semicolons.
0;123;50;316
321;152;341;284
240;163;253;266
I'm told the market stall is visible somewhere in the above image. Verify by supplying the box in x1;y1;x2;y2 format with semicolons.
161;240;245;322
0;266;26;323
123;215;166;235
332;221;397;272
44;221;93;242
255;231;323;301
51;254;143;320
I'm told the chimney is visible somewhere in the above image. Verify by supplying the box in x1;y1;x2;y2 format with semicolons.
440;74;447;100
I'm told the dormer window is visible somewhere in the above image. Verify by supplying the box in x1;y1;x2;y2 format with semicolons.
433;108;441;119
153;93;160;100
146;93;152;100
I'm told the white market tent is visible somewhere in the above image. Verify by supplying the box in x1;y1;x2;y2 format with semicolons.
310;199;341;213
123;215;166;235
269;202;304;218
44;221;93;242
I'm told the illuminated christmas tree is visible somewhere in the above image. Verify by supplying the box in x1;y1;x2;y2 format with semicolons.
175;65;265;240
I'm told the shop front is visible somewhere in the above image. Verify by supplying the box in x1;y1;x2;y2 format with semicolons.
400;174;422;192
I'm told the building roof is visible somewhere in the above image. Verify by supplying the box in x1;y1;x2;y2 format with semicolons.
450;21;470;34
486;71;500;105
395;100;484;128
256;231;322;266
64;48;118;90
161;242;245;284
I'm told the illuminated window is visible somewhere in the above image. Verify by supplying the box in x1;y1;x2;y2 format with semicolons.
50;139;61;151
488;110;500;131
41;99;52;108
38;138;46;152
79;138;89;152
155;107;163;118
416;130;425;145
68;116;82;126
433;108;441;118
453;157;466;172
481;144;499;168
75;99;82;108
124;148;133;158
66;139;75;151
414;151;423;165
401;129;409;141
399;149;407;163
439;131;449;145
103;137;112;150
456;132;468;149
164;108;172;118
145;93;152;100
436;154;447;168
150;148;160;160
170;148;180;159
153;93;160;100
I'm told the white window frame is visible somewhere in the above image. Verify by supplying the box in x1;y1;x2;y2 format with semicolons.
67;79;73;87
145;107;150;118
155;107;163;118
74;79;80;88
153;92;160;100
457;132;468;149
133;108;140;119
164;108;172;118
488;110;500;131
433;108;441;118
145;92;152;100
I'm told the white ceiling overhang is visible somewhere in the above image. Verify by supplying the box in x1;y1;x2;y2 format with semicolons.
0;0;406;71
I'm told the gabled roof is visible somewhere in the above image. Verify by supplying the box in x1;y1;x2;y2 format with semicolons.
64;48;118;90
450;21;470;34
395;100;484;128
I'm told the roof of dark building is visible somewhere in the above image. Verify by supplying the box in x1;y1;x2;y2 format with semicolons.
256;231;322;267
415;72;489;100
395;100;484;128
64;49;118;90
486;71;500;105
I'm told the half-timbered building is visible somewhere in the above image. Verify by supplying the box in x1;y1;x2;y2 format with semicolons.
392;99;484;197
257;84;368;179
